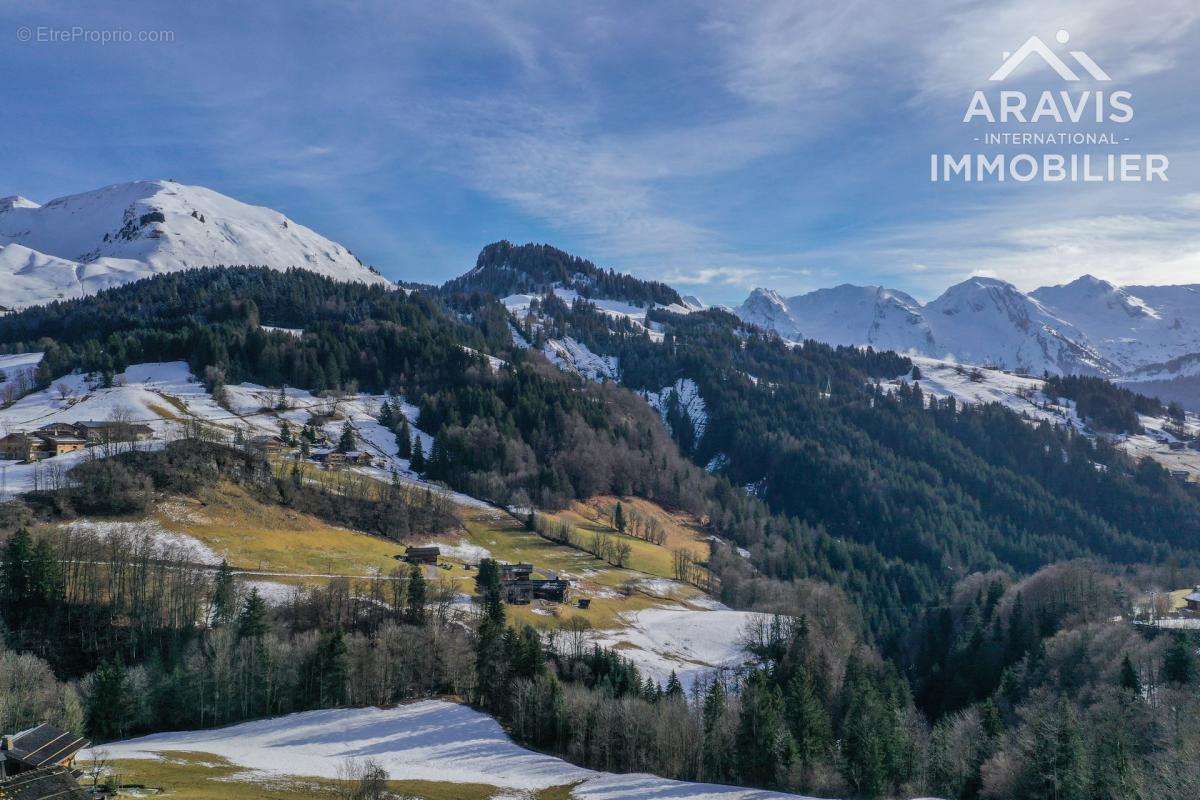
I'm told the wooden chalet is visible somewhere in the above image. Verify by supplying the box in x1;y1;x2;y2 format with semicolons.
499;563;534;582
0;432;87;462
0;724;89;779
502;577;571;604
404;546;440;565
35;423;81;438
496;562;571;604
248;434;285;453
73;420;154;444
311;450;346;469
344;451;377;467
1186;586;1200;613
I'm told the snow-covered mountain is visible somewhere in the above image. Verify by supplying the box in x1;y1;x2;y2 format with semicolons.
737;275;1200;379
0;179;390;308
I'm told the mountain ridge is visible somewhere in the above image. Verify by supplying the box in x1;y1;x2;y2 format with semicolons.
0;179;390;308
737;273;1200;379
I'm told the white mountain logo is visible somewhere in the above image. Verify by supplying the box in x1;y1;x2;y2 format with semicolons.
989;29;1110;82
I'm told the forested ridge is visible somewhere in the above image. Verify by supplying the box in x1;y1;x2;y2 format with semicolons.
486;263;1200;642
1;249;1199;798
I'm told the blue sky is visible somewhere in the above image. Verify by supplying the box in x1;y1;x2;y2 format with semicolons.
2;1;1198;304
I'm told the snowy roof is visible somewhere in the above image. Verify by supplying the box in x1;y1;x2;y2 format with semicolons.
1186;588;1200;603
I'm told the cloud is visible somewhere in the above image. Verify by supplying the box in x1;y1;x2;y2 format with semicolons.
660;266;763;287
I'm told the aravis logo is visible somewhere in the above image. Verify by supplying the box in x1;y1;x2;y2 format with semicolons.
929;28;1168;184
989;29;1110;82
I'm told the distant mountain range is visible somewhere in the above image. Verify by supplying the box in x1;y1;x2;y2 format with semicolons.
4;178;1198;400
0;179;390;309
735;276;1200;382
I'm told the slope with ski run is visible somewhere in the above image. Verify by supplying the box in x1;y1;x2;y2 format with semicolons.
886;355;1200;479
87;701;821;799
737;275;1200;379
0;179;390;308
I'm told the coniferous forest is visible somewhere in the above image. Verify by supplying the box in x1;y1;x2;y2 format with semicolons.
1;251;1199;799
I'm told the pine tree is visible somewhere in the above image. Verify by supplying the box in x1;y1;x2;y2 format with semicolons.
613;501;626;533
406;565;426;626
474;560;508;712
785;664;831;773
736;669;793;789
87;659;131;741
702;678;732;783
0;528;33;632
1118;654;1141;694
1164;634;1196;684
665;670;684;698
337;422;356;453
379;398;395;428
319;629;348;706
397;416;412;457
211;559;237;626
410;436;425;472
237;588;269;640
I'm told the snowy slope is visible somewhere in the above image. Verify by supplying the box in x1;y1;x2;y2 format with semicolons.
589;606;759;690
737;275;1200;379
0;180;390;308
1031;277;1200;374
89;702;818;799
0;359;491;504
885;355;1200;480
543;337;619;381
643;378;709;439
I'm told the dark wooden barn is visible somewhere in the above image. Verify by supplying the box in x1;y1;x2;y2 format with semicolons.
403;546;440;565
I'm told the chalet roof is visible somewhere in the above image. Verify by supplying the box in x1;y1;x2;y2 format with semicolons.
36;435;86;445
4;725;89;770
1186;587;1200;603
0;433;35;443
73;420;153;431
406;545;440;554
0;765;87;800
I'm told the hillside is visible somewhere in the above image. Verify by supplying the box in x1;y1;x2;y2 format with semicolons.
0;179;389;307
3;251;1200;800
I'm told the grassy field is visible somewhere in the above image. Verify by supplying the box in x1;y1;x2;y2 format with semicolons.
459;500;713;631
89;751;552;799
153;483;405;577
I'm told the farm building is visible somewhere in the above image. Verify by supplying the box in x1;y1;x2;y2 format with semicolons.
311;451;346;469
404;546;440;565
499;563;534;582
0;766;88;799
73;420;154;443
248;434;285;453
0;723;89;781
495;562;571;604
1186;587;1200;613
0;432;86;462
